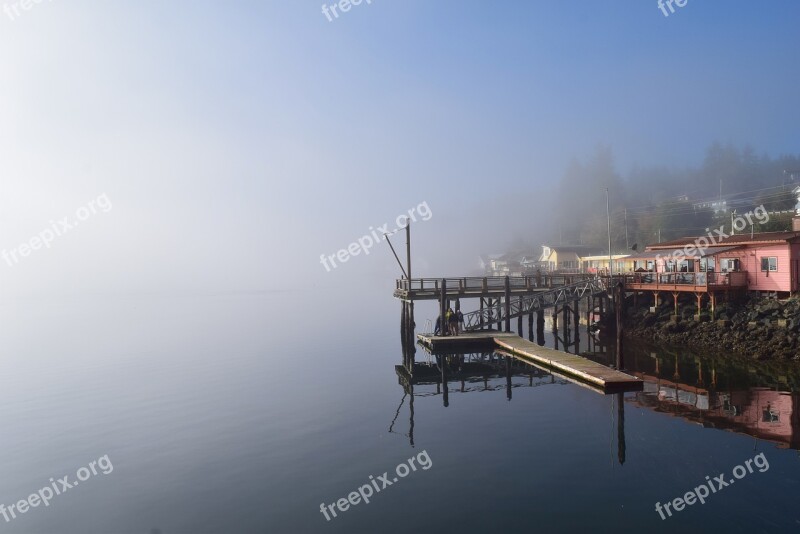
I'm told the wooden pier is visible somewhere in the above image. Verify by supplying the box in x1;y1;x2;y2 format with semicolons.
417;331;642;392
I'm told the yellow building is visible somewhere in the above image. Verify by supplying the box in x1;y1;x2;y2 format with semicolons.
539;245;602;273
580;254;634;274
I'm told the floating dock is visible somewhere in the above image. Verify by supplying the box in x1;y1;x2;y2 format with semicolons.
417;331;642;392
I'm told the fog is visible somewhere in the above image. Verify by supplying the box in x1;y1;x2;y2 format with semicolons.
2;1;799;297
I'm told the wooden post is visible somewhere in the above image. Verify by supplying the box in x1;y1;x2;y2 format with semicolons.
587;295;592;327
536;309;545;346
711;293;716;320
504;276;511;332
616;391;626;465
406;219;411;283
562;305;569;351
573;300;580;344
528;309;534;341
696;294;702;319
441;355;449;408
673;292;679;317
440;279;447;336
479;298;485;330
615;282;624;370
517;296;523;336
496;298;502;331
505;356;512;401
401;300;407;357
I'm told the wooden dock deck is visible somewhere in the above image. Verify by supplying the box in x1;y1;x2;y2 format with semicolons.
417;332;642;392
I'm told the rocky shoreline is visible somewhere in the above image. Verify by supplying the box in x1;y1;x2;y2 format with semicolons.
623;295;800;361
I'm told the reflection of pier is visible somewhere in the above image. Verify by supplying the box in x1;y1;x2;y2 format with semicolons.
396;351;569;404
390;350;570;448
394;338;628;464
416;331;642;393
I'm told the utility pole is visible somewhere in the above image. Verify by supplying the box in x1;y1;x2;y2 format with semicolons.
405;218;411;281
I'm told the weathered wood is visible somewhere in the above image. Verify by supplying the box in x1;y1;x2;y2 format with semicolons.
417;332;642;392
615;282;624;370
504;276;511;332
440;278;447;336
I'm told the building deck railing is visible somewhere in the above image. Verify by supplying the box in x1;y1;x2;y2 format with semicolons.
622;271;748;290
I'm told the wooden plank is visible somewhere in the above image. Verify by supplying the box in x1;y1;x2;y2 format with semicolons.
416;332;642;392
494;337;640;388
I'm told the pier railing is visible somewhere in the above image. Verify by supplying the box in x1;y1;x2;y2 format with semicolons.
461;277;610;332
396;274;594;293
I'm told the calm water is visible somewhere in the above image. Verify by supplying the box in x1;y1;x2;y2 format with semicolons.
1;286;799;533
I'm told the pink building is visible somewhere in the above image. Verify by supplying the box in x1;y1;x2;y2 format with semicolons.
642;230;800;295
623;218;800;315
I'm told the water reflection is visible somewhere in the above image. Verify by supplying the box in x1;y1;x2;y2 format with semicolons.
585;341;800;451
398;307;800;457
393;347;629;465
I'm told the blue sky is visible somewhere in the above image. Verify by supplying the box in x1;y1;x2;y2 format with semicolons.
1;1;799;292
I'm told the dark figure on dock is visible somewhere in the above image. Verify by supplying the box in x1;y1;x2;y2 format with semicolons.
434;316;442;335
448;307;458;336
457;309;464;333
535;268;543;288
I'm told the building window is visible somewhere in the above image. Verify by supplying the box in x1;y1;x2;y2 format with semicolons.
723;399;741;416
760;257;778;272
762;408;779;423
721;258;739;272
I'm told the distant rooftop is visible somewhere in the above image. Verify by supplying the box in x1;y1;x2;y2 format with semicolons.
647;231;800;250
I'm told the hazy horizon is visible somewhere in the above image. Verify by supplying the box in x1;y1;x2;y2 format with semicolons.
2;1;799;296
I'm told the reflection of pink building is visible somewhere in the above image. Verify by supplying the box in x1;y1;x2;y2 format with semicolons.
715;388;800;448
633;375;800;449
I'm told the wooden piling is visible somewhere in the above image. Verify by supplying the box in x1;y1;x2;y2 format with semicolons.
504;276;511;332
528;310;534;341
615;282;624;370
616;391;626;465
440;278;447;336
